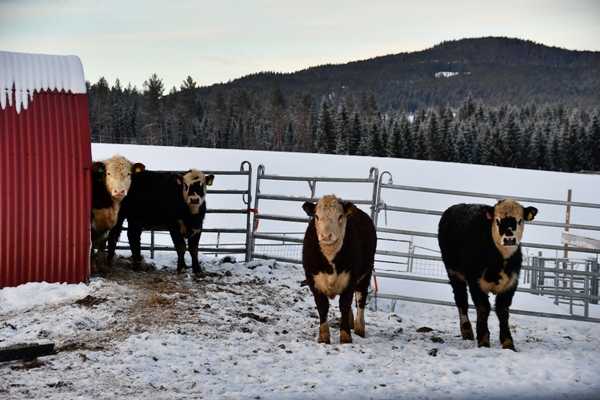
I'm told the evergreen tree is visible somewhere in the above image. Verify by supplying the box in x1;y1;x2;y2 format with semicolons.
500;109;523;167
366;119;384;157
316;97;335;154
142;73;165;145
348;110;363;155
268;79;286;151
387;117;401;158
587;110;600;170
334;100;350;155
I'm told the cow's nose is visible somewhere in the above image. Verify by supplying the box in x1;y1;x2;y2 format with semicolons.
189;197;200;205
320;232;332;241
112;188;127;197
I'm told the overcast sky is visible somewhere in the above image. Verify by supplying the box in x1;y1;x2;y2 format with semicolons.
1;0;599;91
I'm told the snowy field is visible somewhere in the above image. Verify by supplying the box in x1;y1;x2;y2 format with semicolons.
1;144;599;399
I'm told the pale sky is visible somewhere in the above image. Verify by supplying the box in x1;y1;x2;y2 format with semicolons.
1;0;599;91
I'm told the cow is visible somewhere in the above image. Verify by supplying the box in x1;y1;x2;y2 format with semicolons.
107;169;214;277
438;199;538;351
90;155;145;273
301;195;377;344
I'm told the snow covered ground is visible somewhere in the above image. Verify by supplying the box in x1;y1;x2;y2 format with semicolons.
1;144;599;399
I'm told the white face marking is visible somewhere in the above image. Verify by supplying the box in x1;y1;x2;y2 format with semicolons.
479;271;518;294
491;200;526;259
103;156;134;200
313;195;347;263
182;169;207;214
313;271;351;299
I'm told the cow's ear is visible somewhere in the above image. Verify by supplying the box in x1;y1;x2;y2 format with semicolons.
91;162;105;174
482;205;494;220
524;206;538;221
342;202;353;217
132;163;145;173
302;202;316;217
175;174;184;186
205;174;214;186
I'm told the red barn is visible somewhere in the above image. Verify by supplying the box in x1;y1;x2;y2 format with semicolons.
0;50;92;289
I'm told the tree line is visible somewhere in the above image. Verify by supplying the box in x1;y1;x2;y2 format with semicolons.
87;74;600;172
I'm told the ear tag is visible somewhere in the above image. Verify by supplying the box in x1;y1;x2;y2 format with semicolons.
527;211;533;221
99;167;104;173
135;167;141;173
207;178;213;186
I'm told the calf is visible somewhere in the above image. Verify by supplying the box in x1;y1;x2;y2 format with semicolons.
438;199;538;350
107;169;214;277
90;155;145;273
302;195;377;344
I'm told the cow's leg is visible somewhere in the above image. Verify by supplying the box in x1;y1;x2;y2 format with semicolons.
127;223;144;270
469;285;491;348
97;239;109;272
167;223;188;273
353;270;371;338
107;214;125;268
187;232;204;277
338;288;354;344
310;287;330;344
448;273;474;340
90;248;98;274
495;290;516;351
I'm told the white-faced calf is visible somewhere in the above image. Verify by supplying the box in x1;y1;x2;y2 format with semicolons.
438;199;538;350
90;155;145;273
302;195;377;344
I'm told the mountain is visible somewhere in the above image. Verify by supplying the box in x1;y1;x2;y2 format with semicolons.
196;37;600;111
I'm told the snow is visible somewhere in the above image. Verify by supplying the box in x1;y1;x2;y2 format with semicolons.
1;144;599;399
0;50;86;114
435;71;459;78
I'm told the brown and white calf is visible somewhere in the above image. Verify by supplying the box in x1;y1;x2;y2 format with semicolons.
438;199;538;350
302;195;377;344
90;155;145;273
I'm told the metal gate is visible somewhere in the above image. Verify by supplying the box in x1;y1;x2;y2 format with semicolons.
371;170;600;323
249;164;379;264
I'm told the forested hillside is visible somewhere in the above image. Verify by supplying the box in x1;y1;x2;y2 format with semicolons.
87;37;600;172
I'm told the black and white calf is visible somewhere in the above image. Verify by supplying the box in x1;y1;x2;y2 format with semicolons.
438;199;538;350
107;169;214;277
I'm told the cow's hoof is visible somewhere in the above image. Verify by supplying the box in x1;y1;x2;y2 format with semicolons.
353;327;365;338
193;271;205;279
340;330;352;344
477;340;490;348
461;330;475;341
318;324;330;344
132;260;145;271
502;338;516;351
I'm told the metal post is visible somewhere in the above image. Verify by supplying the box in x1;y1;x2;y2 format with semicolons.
151;230;155;259
250;165;265;262
241;161;253;262
369;167;379;222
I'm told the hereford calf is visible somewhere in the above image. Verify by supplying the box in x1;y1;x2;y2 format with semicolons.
302;195;377;344
90;155;145;273
438;199;538;350
107;169;213;277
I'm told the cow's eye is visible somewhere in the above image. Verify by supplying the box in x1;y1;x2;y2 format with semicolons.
518;218;523;225
315;215;319;221
495;218;500;226
184;184;189;191
338;214;342;222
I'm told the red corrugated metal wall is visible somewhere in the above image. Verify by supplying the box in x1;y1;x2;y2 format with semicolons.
0;89;92;288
